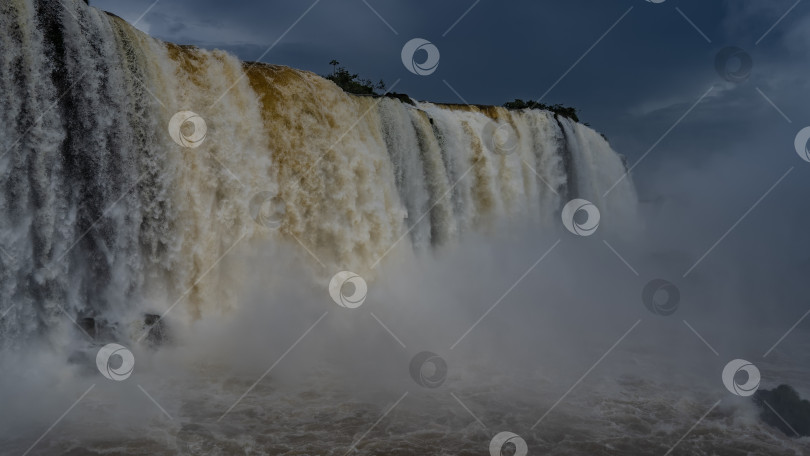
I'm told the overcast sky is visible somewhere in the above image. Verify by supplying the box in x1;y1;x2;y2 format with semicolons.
93;0;810;318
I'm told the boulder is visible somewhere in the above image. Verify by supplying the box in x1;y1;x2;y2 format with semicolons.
753;384;810;437
143;313;169;346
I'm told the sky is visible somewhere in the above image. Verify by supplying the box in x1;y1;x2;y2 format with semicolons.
93;0;810;320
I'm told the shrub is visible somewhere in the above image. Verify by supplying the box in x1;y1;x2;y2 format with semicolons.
503;99;580;123
324;60;384;95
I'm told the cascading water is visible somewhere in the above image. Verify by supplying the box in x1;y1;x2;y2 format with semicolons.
4;3;810;456
0;0;637;344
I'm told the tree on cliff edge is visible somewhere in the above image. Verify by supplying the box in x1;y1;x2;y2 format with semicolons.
323;61;385;96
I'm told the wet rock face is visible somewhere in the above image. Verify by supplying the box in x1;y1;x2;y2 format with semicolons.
72;313;168;347
78;317;96;338
753;384;810;437
76;316;118;342
143;313;169;346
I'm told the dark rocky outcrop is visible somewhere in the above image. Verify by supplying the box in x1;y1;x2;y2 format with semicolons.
75;315;117;342
753;384;810;437
143;313;169;346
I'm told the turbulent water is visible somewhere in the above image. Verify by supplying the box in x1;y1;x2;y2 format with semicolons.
1;1;807;455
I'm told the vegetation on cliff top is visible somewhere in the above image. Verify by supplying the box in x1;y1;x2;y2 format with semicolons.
502;99;580;123
323;60;414;105
324;60;385;96
323;61;582;122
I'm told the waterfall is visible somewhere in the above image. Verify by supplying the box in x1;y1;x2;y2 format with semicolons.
0;0;638;345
